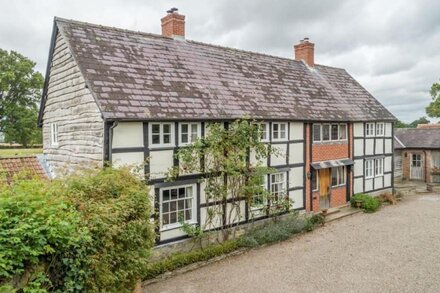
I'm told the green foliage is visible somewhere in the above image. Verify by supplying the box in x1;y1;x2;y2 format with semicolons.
0;178;90;292
0;49;43;146
144;240;242;280
241;213;310;247
60;167;155;292
167;119;284;240
426;81;440;118
395;116;431;128
351;194;381;213
144;213;320;280
0;167;155;292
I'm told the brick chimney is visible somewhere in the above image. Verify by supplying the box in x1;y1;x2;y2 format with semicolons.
161;8;185;39
294;38;314;67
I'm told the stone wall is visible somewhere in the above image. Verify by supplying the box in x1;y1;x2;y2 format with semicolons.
42;32;104;176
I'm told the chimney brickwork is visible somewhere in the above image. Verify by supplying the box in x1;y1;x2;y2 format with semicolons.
294;38;315;67
161;8;185;39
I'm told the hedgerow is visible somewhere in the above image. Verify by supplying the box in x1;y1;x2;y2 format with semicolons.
0;167;155;292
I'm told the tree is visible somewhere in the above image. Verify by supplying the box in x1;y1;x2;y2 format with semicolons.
395;116;431;128
0;49;43;145
426;80;440;118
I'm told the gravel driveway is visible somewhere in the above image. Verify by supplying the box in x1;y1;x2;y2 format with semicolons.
145;194;440;293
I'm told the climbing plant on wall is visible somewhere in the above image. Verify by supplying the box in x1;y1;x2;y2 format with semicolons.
168;119;291;241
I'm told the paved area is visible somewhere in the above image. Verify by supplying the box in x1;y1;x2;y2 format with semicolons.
145;194;440;293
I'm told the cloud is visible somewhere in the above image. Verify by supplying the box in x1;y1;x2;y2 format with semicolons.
1;0;439;122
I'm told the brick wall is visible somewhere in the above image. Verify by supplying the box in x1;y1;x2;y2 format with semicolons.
331;187;347;207
312;143;349;162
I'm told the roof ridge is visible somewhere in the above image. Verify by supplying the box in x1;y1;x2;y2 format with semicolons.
54;16;344;70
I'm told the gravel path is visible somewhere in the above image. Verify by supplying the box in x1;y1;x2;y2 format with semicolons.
145;194;440;293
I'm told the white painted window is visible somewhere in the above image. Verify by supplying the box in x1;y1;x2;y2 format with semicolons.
150;123;174;147
272;123;287;141
376;123;384;136
270;172;287;202
313;124;321;142
331;124;339;140
322;124;330;141
251;175;268;209
179;123;201;146
339;124;347;140
365;159;374;178
375;158;384;176
254;122;269;142
50;123;59;146
331;166;346;187
366;123;375;137
313;123;347;142
311;169;319;191
160;184;196;230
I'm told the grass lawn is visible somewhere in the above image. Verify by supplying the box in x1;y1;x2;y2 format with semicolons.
0;148;43;158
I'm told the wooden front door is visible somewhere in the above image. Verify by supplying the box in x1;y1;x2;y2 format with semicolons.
319;169;331;210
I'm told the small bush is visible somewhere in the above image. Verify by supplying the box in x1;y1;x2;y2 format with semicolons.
351;194;381;213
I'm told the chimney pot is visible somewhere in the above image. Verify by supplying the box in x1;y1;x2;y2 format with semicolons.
294;37;315;67
161;8;185;39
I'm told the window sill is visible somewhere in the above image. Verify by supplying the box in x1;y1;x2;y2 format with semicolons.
160;220;197;232
149;144;175;150
313;140;348;145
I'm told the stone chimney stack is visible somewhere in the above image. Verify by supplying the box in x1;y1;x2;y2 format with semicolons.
161;8;185;39
294;37;315;67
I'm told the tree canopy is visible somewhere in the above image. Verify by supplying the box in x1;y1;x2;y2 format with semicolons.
426;80;440;118
0;49;43;146
395;116;431;128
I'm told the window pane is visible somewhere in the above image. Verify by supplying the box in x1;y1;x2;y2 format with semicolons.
178;187;185;198
170;201;176;211
313;124;321;142
163;190;170;201
162;214;169;225
185;209;191;220
163;124;171;134
178;200;185;210
181;133;188;143
185;199;192;209
331;168;338;186
323;125;330;141
280;124;286;139
163;134;170;144
152;124;160;134
181;124;188;134
170;212;177;224
339;124;347;140
171;189;178;200
331;124;339;140
273;124;279;139
152;134;160;144
191;124;198;134
163;202;169;213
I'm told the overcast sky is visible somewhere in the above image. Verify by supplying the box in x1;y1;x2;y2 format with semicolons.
1;0;439;122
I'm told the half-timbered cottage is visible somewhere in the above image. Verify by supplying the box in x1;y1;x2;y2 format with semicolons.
39;10;396;244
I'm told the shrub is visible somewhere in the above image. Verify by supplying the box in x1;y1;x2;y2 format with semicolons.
0;167;155;293
60;167;155;292
0;178;90;292
351;194;381;213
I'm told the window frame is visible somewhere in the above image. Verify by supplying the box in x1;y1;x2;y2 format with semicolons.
271;123;288;142
51;123;59;147
149;122;175;148
270;172;287;202
254;122;269;142
179;122;201;146
339;123;347;140
365;123;375;137
159;184;197;231
374;158;384;177
376;122;385;136
313;124;322;142
365;159;374;179
331;166;346;187
311;169;319;191
251;174;268;210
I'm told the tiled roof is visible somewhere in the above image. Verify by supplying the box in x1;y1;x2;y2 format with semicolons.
45;17;396;122
394;128;440;149
0;156;48;183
